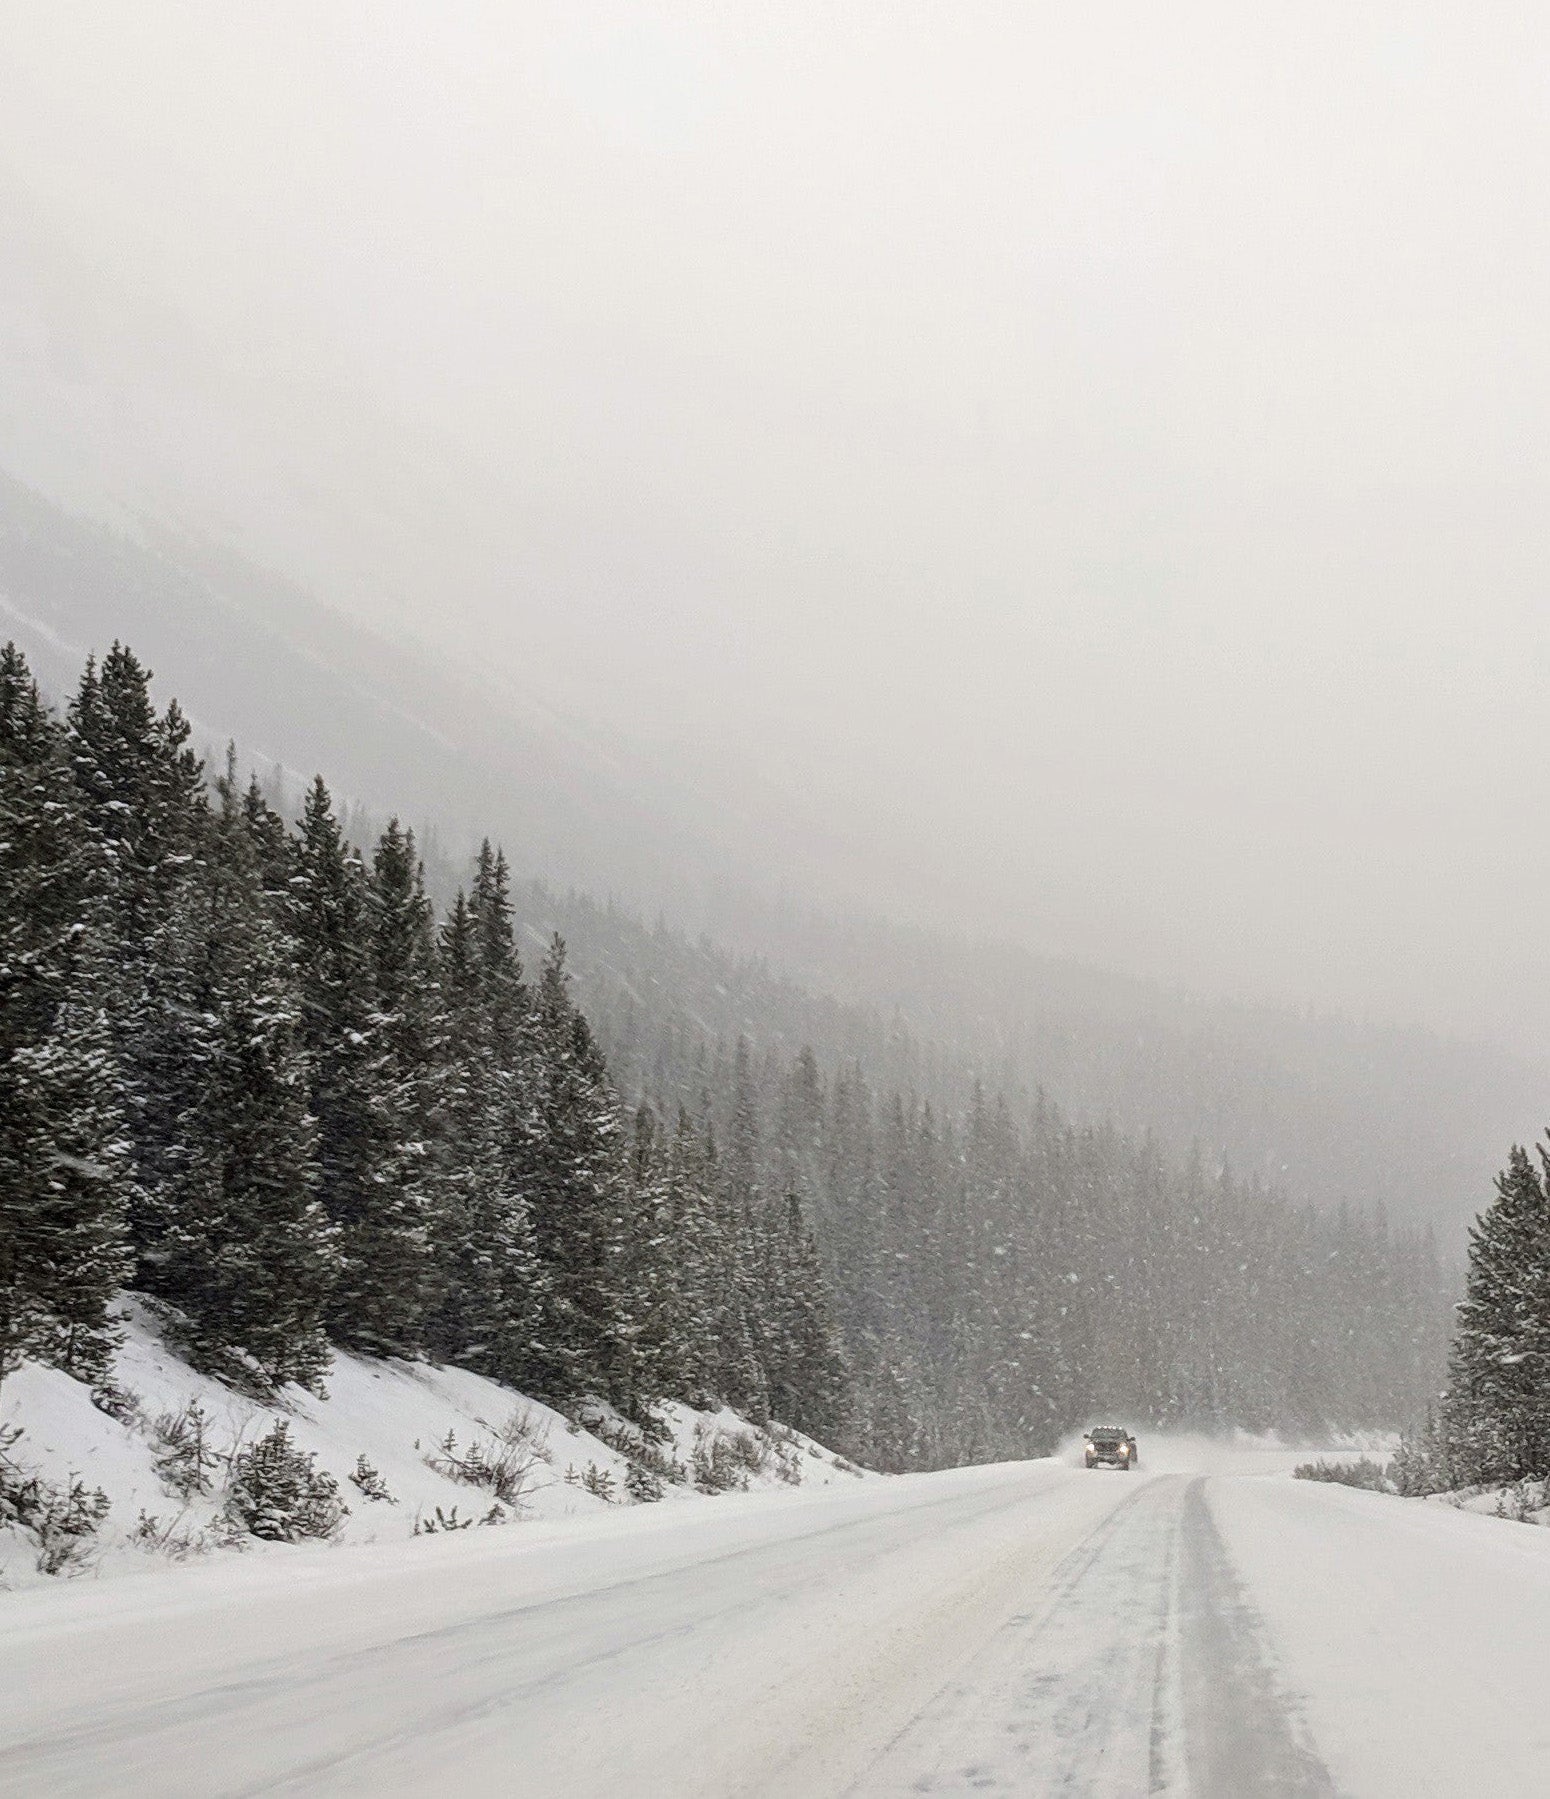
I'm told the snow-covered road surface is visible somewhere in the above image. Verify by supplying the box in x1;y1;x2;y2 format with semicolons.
4;1443;1546;1796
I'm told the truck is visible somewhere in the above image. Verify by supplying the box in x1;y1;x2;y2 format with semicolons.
1083;1426;1138;1470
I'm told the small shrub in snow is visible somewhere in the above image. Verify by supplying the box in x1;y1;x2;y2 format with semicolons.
580;1462;616;1502
1292;1456;1394;1492
562;1461;618;1501
224;1421;348;1542
151;1400;224;1499
90;1381;144;1429
1493;1479;1546;1524
349;1455;396;1504
490;1405;553;1463
415;1504;474;1534
757;1424;804;1486
413;1503;506;1534
425;1422;541;1511
624;1462;665;1503
691;1426;752;1494
1;1425;110;1576
1390;1429;1446;1497
586;1412;687;1491
131;1509;242;1562
690;1421;805;1491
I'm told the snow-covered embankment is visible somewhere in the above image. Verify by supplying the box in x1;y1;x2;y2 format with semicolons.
0;1297;869;1590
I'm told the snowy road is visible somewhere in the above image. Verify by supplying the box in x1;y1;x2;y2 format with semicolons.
4;1444;1548;1796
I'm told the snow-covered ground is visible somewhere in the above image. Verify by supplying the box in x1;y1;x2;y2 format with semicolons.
1212;1473;1550;1796
0;1299;867;1591
7;1388;1550;1796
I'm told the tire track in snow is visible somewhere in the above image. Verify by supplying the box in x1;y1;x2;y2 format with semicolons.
1178;1479;1333;1797
842;1472;1181;1794
840;1474;1334;1797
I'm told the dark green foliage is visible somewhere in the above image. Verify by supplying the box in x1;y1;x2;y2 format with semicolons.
519;937;641;1410
224;1420;348;1542
66;645;209;1217
141;770;335;1390
762;1192;849;1442
351;819;442;1352
421;862;546;1387
288;777;406;1353
0;646;134;1381
1433;1141;1550;1486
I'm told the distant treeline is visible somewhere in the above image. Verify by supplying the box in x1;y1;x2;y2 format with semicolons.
1;642;1451;1468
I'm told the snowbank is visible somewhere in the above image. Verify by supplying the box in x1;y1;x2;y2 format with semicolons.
0;1298;869;1591
1210;1472;1550;1796
1425;1477;1550;1527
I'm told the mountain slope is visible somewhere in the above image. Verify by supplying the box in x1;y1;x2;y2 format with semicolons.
1;469;1538;1239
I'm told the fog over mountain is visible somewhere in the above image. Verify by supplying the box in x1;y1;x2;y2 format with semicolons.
15;16;1550;1790
1;471;1540;1241
3;3;1548;1214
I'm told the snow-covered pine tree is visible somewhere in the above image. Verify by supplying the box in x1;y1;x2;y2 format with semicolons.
617;1104;682;1406
521;934;642;1410
286;777;401;1352
239;770;294;901
422;878;545;1388
66;646;209;1240
353;818;442;1351
145;771;336;1390
0;646;134;1381
1438;1142;1550;1484
763;1191;849;1441
0;937;137;1384
663;1106;726;1406
708;1038;774;1421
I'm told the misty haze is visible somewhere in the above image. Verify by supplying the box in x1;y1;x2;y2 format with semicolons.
3;6;1550;1796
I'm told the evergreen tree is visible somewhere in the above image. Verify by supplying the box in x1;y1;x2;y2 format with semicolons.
145;769;336;1389
354;818;443;1348
287;777;405;1351
1439;1142;1550;1483
0;938;136;1382
239;767;293;902
673;1107;730;1405
66;646;209;1228
422;880;545;1388
522;935;639;1409
763;1191;849;1440
0;646;134;1380
618;1103;689;1406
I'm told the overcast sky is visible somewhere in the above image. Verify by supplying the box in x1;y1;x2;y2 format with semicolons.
3;2;1549;1040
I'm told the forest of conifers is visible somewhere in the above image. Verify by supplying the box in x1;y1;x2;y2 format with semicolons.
1;642;1452;1469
